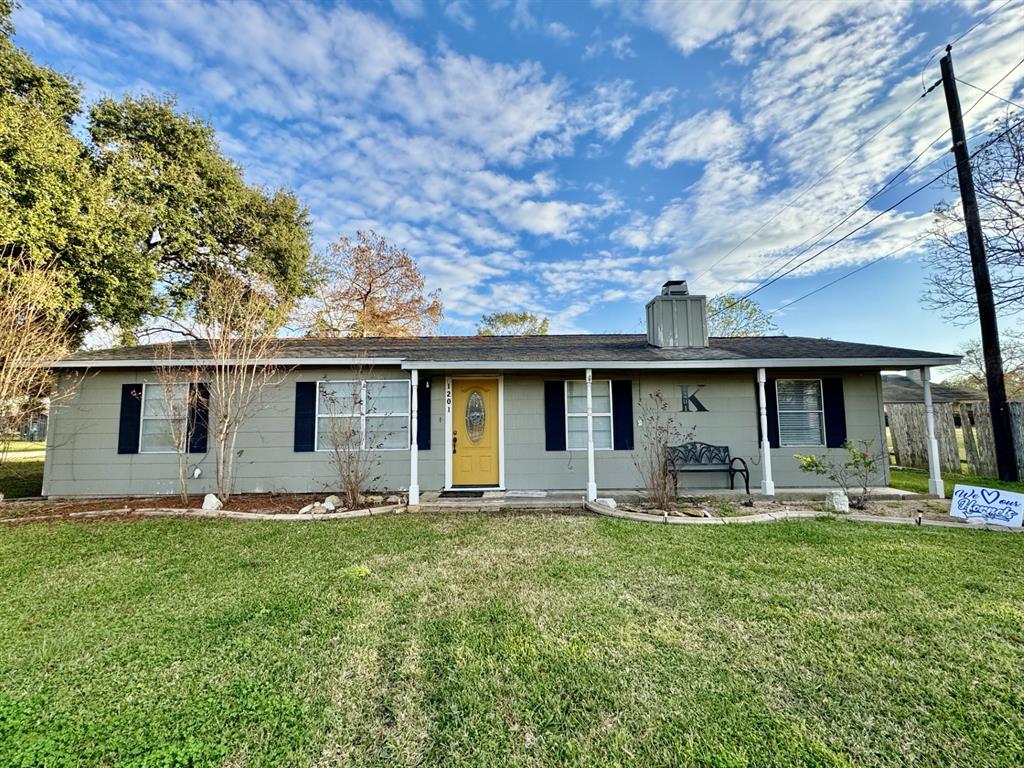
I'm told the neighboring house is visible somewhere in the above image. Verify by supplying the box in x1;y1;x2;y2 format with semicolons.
882;373;984;404
44;281;959;500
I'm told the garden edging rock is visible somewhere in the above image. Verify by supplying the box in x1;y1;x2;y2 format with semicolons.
584;499;1023;532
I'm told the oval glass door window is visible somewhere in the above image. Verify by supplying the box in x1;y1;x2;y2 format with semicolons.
466;391;485;443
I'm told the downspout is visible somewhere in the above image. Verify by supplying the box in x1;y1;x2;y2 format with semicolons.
757;368;775;496
922;366;944;498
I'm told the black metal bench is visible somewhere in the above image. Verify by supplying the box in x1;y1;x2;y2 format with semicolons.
666;442;750;495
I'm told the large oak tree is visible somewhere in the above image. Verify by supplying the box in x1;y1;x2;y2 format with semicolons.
1;3;313;344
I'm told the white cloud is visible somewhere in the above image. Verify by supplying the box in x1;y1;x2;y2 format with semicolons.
628;110;745;167
545;21;575;41
444;0;475;30
390;0;424;19
584;33;635;60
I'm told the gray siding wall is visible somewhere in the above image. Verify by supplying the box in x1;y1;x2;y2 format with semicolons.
44;366;887;497
43;367;446;497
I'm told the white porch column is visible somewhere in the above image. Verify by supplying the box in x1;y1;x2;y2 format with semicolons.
757;368;775;496
585;368;597;501
922;366;944;499
409;369;420;505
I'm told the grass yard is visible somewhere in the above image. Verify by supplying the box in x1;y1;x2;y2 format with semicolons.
0;457;43;498
4;440;46;453
1;515;1022;768
890;466;1024;497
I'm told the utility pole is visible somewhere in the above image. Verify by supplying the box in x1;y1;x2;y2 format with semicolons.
939;45;1019;481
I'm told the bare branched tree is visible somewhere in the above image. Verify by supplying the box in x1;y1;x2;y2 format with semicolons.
320;364;385;510
300;231;442;337
153;344;205;503
170;276;287;500
922;111;1024;324
632;389;692;510
944;331;1024;400
0;252;71;465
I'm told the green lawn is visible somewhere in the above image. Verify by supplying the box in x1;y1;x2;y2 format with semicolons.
2;515;1023;767
4;440;46;453
0;458;43;498
890;466;1024;497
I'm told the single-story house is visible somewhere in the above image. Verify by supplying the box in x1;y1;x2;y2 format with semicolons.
44;281;959;500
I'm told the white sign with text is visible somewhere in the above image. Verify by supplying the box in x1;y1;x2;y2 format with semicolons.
950;484;1024;527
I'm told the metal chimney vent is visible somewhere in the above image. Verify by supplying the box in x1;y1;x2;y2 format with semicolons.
661;280;689;296
646;279;708;348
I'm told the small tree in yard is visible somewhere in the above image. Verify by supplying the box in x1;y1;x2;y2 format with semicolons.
153;344;205;503
795;440;881;510
633;389;692;510
320;366;384;510
0;256;71;465
181;276;286;501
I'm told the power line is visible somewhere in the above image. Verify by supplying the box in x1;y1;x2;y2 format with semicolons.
716;55;1024;310
955;77;1024;111
700;2;1021;290
919;0;1018;92
763;236;927;318
708;113;1024;317
689;88;936;287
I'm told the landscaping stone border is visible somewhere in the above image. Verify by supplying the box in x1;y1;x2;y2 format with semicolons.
0;503;404;525
583;500;1024;533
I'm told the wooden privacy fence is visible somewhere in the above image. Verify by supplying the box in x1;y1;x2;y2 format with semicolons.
887;401;1024;477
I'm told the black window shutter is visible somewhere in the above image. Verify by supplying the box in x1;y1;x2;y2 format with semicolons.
765;378;780;449
822;378;847;448
117;383;142;454
416;379;431;450
187;382;209;454
611;380;634;450
294;382;317;452
543;381;566;451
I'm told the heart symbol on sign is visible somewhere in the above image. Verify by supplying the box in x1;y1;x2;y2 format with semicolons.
980;489;1000;504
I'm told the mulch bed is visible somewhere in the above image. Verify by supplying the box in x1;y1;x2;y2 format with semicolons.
0;493;383;521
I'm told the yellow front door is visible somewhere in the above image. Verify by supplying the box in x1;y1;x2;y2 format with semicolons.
451;379;500;486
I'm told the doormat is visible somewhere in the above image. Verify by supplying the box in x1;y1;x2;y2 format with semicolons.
439;490;484;499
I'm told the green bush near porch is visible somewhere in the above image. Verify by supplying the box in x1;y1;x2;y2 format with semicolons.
1;515;1022;767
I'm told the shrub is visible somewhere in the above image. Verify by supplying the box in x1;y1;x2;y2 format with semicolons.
795;440;881;510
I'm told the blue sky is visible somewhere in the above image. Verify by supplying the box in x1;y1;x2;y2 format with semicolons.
12;0;1024;356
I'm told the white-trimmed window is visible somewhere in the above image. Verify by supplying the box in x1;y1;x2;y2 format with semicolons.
565;380;613;450
140;383;188;453
776;379;825;446
316;379;410;451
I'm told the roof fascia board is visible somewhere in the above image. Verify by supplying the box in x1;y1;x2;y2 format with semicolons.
52;355;960;371
51;357;407;369
399;357;960;370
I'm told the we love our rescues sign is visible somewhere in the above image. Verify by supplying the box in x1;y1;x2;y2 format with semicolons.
950;484;1024;527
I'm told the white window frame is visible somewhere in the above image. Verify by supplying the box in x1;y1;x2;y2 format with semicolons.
565;379;614;451
315;379;411;452
139;382;188;454
775;378;827;447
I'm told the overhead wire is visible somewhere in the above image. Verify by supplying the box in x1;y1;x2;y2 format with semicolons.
707;112;1024;317
708;54;1024;317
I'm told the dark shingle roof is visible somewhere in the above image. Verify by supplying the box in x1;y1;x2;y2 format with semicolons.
882;374;984;403
57;334;959;368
